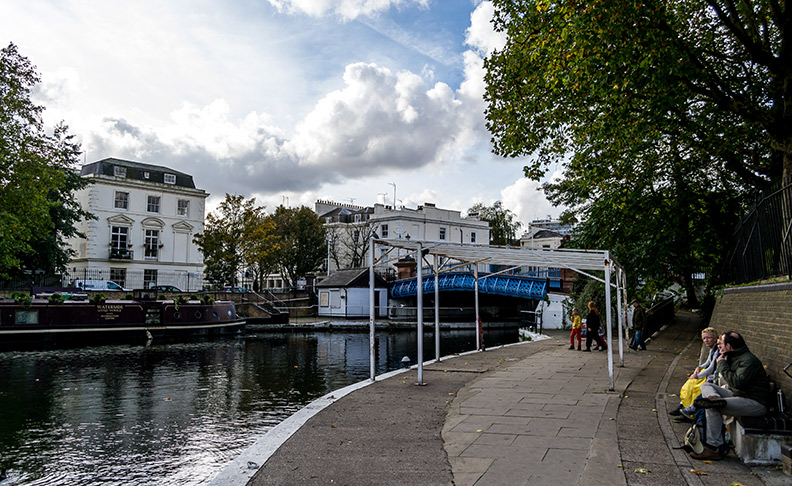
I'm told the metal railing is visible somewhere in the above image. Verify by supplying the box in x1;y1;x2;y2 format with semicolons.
729;177;792;284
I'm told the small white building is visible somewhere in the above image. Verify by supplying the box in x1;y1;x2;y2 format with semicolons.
316;268;388;318
66;158;208;291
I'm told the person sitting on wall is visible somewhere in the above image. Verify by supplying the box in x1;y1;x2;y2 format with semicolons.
669;327;719;420
690;331;772;461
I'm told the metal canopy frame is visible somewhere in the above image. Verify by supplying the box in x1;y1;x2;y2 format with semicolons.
368;239;629;390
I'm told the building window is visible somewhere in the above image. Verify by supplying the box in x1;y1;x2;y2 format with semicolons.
144;230;159;259
147;195;160;213
439;227;447;240
143;171;150;179
381;224;389;238
114;166;126;178
110;226;131;259
471;232;477;243
111;226;129;249
144;269;158;289
177;199;189;216
110;268;127;288
114;191;129;210
354;214;362;223
353;230;360;242
164;173;176;184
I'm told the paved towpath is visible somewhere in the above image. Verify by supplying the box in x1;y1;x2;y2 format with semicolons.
234;311;788;485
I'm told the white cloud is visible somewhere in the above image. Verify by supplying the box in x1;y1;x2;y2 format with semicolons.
269;0;429;20
466;1;506;56
501;173;564;227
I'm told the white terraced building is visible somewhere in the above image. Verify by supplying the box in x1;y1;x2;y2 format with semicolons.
66;158;208;291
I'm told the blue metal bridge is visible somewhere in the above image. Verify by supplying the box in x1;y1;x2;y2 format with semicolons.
390;272;551;300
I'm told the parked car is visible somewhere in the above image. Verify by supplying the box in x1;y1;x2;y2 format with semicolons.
151;285;182;292
71;279;130;292
222;286;248;293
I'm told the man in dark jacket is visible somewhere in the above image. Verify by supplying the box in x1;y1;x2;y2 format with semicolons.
690;331;771;460
629;300;647;351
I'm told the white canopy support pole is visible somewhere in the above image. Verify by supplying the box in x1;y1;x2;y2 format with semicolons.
616;266;624;367
434;254;440;363
369;235;376;381
416;243;425;385
604;255;614;391
474;265;482;351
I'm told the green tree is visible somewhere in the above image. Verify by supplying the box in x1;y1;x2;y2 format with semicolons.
483;0;788;299
485;0;789;184
468;201;522;245
271;206;327;287
194;194;268;287
0;43;91;278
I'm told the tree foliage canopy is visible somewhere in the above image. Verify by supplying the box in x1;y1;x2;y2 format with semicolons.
0;43;91;278
271;206;327;287
484;0;792;301
469;201;522;245
194;194;273;287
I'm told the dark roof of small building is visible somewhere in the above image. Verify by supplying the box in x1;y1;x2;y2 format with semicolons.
532;229;563;239
80;158;197;189
317;268;387;288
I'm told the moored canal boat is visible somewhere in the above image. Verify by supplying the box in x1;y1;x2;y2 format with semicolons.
0;296;246;347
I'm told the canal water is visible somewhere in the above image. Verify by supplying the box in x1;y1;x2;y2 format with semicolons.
0;328;518;485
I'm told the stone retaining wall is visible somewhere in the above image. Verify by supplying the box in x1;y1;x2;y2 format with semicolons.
710;282;792;409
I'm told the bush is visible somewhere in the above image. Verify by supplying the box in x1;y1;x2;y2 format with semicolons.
48;293;65;304
90;294;106;304
124;293;134;300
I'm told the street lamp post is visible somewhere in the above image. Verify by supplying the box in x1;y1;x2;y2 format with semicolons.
326;235;333;276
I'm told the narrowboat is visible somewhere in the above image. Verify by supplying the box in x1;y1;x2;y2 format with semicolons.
0;296;246;347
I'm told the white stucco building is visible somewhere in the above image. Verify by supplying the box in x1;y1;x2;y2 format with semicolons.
316;201;490;273
66;158;208;291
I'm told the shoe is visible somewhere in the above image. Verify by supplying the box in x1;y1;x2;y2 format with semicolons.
694;396;727;409
569;345;575;349
690;446;723;461
668;406;683;416
639;347;647;351
577;346;581;351
672;415;693;423
582;348;591;352
629;346;637;351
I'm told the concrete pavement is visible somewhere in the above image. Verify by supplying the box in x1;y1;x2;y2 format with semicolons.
238;310;789;485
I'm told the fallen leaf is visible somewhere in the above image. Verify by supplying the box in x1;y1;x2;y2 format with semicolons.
476;429;483;433
294;365;298;369
634;468;650;474
731;482;745;486
448;392;455;396
617;464;623;468
689;469;707;476
331;424;337;428
702;460;712;464
652;408;657;412
669;394;677;397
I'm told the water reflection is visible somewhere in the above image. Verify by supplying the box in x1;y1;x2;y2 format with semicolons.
0;328;517;485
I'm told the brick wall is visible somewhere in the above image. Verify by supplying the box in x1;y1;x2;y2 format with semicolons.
709;282;792;410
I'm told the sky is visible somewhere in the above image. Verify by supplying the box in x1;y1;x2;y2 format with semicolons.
1;0;564;230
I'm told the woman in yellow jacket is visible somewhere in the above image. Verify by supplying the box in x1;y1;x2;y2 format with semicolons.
569;307;582;350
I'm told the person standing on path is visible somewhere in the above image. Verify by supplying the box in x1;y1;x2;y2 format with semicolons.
569;308;583;350
630;300;647;350
582;301;607;352
690;331;771;461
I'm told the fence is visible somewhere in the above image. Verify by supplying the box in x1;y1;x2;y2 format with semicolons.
1;269;205;293
729;177;792;284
